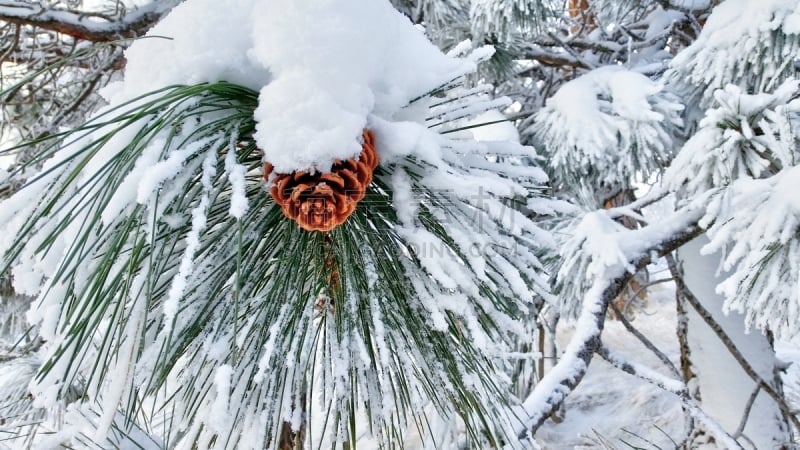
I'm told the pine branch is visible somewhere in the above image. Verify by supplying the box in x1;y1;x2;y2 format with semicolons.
1;77;550;448
0;0;181;42
518;210;704;439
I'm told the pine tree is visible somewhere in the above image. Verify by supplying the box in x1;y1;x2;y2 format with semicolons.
1;0;800;449
0;1;552;448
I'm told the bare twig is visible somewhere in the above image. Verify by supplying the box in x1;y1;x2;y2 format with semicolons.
0;21;19;62
545;31;597;69
675;282;698;447
620;276;674;314
526;49;590;70
734;384;761;438
666;253;800;434
609;300;681;378
597;342;745;450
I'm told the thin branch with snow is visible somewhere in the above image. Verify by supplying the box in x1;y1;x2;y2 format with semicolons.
518;207;704;439
608;301;681;378
666;254;800;434
734;384;761;439
0;0;181;42
597;343;745;450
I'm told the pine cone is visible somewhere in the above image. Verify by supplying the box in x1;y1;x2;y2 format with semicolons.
264;130;379;232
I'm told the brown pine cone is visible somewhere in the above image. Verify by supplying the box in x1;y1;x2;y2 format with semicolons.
264;130;379;232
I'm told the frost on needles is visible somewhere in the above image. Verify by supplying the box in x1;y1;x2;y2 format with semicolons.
0;0;553;449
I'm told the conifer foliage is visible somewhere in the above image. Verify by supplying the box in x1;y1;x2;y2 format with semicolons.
0;0;551;448
1;0;800;448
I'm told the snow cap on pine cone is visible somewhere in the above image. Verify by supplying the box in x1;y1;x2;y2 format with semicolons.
107;0;480;174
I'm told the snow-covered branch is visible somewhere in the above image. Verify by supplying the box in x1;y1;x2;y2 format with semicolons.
666;254;800;434
517;271;629;439
518;206;704;438
0;0;181;42
597;343;745;450
520;7;687;71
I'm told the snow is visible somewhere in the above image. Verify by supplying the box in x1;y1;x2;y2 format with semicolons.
0;2;549;447
11;0;800;449
643;7;685;41
136;144;197;204
664;75;800;339
463;110;520;143
224;134;249;219
774;165;800;214
369;117;443;164
669;0;800;104
102;0;267;101
0;158;14;174
531;66;683;189
537;287;685;448
210;364;234;433
97;0;487;177
678;236;791;448
390;170;417;227
162;148;216;328
694;165;800;338
665;79;800;199
572;211;633;279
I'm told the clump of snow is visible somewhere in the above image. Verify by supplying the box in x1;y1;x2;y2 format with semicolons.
669;0;800;105
666;79;800;198
699;165;800;338
224;134;249;218
251;0;475;173
642;6;685;41
571;211;633;280
464;110;520;143
102;0;268;102
108;0;481;174
530;66;683;190
368;116;442;164
774;167;800;214
210;364;234;433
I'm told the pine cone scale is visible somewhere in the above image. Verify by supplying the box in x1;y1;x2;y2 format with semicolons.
264;130;378;232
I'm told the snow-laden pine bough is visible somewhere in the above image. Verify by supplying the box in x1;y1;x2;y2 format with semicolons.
0;0;556;448
518;186;800;445
515;201;706;442
0;65;547;450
